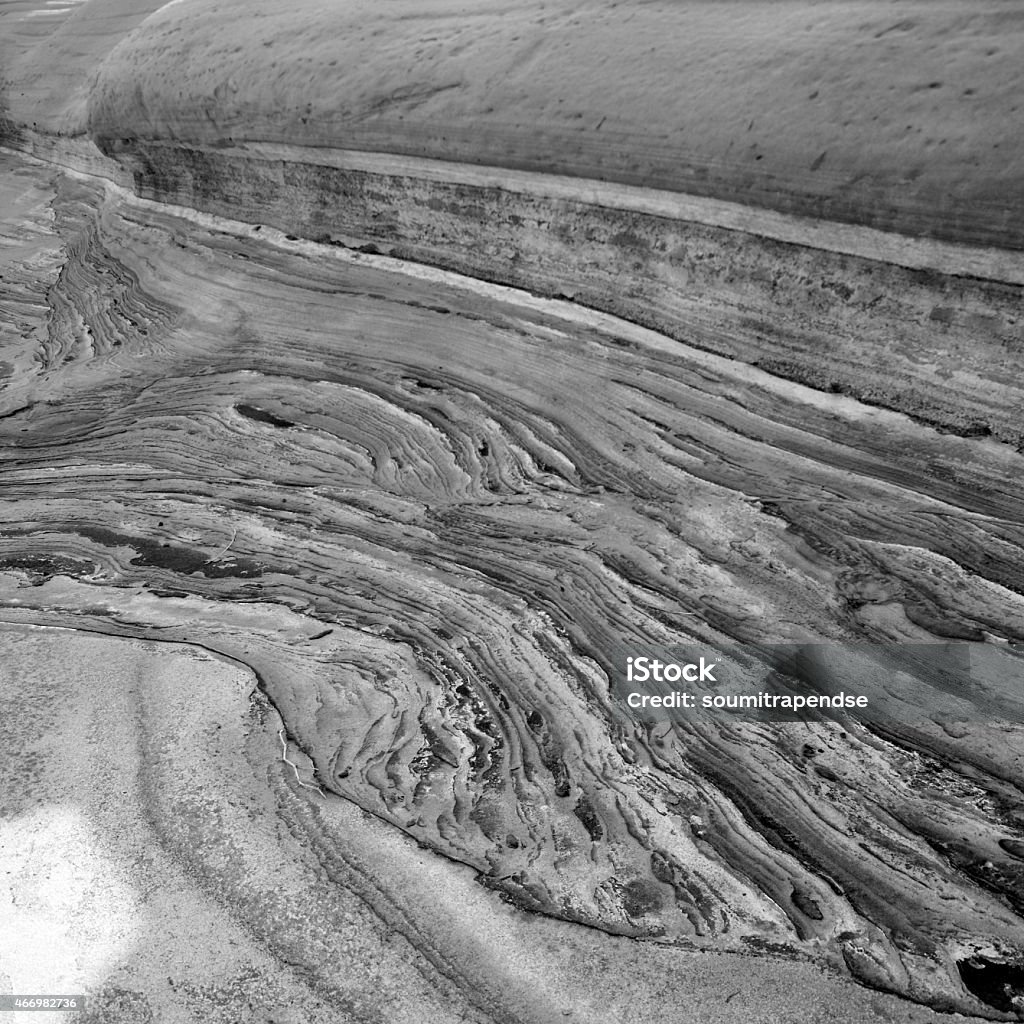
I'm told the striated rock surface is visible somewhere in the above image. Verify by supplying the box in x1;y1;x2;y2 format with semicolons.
7;624;991;1023
77;0;1024;248
6;0;1024;245
1;149;1023;1018
95;140;1024;449
2;1;1024;1019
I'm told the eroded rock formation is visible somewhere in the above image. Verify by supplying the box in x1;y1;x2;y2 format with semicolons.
1;151;1023;1017
3;1;1024;1019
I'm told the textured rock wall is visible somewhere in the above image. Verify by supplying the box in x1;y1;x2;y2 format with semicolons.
79;0;1024;249
5;2;1024;1019
2;155;1024;1018
99;138;1024;448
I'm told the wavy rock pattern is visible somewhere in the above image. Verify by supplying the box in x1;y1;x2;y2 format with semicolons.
2;146;1024;1019
97;139;1024;449
7;629;982;1024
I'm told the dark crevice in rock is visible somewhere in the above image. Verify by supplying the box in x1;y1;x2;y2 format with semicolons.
957;956;1024;1015
235;403;295;428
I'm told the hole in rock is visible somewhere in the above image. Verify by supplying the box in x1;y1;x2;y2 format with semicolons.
235;404;295;428
957;957;1024;1013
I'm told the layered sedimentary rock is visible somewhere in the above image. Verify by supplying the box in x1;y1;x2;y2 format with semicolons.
7;627;981;1024
7;0;1024;244
3;0;1024;1019
91;139;1024;449
1;151;1023;1018
78;0;1024;247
